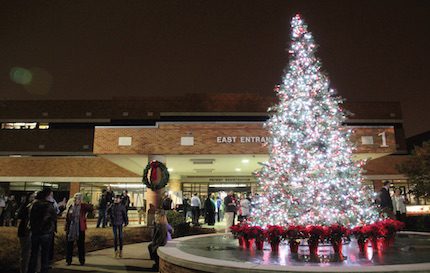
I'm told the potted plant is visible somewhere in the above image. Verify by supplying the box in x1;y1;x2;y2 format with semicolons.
249;226;266;250
283;225;305;254
305;225;328;257
265;225;284;252
327;224;349;257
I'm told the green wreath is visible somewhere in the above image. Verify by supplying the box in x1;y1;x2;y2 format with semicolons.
142;160;170;191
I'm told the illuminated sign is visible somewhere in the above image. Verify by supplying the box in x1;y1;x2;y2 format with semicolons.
216;136;269;144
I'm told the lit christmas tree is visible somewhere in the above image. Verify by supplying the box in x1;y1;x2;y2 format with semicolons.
251;14;380;228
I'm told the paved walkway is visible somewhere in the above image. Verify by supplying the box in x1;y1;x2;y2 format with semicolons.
52;242;156;273
51;220;227;273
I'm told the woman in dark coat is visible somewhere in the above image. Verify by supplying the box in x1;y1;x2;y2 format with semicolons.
16;192;35;273
204;194;216;226
108;195;128;258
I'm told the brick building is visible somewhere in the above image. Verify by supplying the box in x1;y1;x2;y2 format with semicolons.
0;94;414;208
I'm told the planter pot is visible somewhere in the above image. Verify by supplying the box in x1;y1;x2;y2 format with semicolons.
357;239;368;253
289;239;300;254
255;240;264;250
384;236;395;247
238;236;245;247
245;238;254;249
308;239;319;256
331;239;343;255
270;241;280;252
370;237;380;252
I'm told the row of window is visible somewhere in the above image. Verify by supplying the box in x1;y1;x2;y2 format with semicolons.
1;122;49;130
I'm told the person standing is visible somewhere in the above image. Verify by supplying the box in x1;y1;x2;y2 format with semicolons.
239;194;251;222
190;193;201;226
224;191;237;233
27;187;57;273
108;195;128;258
121;190;131;211
148;210;168;272
105;186;114;227
96;189;108;228
204;194;216;226
17;192;35;273
147;203;156;227
216;195;222;222
162;194;173;210
377;181;394;218
4;194;18;226
392;188;408;223
65;193;93;266
0;192;6;226
182;195;190;221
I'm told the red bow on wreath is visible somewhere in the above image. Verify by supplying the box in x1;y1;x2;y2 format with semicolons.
150;161;159;182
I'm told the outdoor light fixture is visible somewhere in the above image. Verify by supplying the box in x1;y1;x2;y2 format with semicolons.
241;159;250;164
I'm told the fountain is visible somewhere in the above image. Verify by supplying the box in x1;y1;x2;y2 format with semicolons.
158;232;430;273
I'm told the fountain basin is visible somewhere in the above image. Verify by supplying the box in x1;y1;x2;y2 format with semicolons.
158;232;430;273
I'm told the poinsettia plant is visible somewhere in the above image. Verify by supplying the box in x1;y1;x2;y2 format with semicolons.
328;224;349;241
230;223;249;239
248;225;266;242
265;225;284;243
306;225;329;242
361;222;387;239
380;219;405;237
283;225;306;240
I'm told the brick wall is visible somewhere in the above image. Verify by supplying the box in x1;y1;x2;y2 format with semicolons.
160;258;206;273
94;124;396;155
0;128;94;153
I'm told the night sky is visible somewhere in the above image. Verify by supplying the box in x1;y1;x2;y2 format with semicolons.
0;1;429;136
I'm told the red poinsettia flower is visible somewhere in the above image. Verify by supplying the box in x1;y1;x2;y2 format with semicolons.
306;225;329;240
265;225;285;243
283;225;306;240
248;226;266;241
328;224;350;241
361;223;387;238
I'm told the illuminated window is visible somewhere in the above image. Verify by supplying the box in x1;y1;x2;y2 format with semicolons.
38;123;49;129
1;122;49;129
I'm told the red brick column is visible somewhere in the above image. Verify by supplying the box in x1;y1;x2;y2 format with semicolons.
373;180;383;192
69;182;80;198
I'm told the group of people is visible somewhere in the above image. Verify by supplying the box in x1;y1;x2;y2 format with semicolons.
0;192;19;226
6;185;132;273
96;186;130;228
183;191;253;229
378;181;408;222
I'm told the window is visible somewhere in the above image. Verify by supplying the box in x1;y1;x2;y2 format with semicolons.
1;122;49;129
182;183;208;201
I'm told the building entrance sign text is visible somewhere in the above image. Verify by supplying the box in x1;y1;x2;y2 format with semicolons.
216;136;269;144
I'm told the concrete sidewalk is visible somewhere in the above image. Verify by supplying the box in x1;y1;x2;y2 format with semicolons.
52;242;156;273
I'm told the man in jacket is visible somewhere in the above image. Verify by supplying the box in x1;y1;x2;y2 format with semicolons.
27;187;57;273
224;191;237;233
378;181;394;218
190;193;201;226
96;189;108;228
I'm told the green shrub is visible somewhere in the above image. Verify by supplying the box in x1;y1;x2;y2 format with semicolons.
172;222;191;238
0;228;20;272
89;234;108;248
166;210;185;228
55;232;68;255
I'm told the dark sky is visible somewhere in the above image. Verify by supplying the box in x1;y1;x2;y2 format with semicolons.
0;0;429;136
